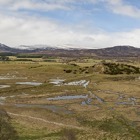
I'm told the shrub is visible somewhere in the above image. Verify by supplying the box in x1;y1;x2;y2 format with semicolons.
64;70;72;73
103;62;140;75
61;129;77;140
0;109;18;140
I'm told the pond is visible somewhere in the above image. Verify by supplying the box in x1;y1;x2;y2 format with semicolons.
64;80;89;88
50;79;89;88
0;85;11;88
0;97;6;105
47;95;88;101
49;79;65;85
15;104;73;114
16;82;42;86
0;76;27;80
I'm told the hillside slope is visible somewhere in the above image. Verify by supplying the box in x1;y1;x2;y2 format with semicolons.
0;43;140;57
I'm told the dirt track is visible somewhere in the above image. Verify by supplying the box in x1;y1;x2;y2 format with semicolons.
8;112;84;130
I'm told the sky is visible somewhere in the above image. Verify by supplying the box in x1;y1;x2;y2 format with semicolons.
0;0;140;49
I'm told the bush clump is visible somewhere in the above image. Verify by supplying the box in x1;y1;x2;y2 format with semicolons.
103;62;140;75
0;109;18;140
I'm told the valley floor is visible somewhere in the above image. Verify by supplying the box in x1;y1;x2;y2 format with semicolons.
0;61;140;140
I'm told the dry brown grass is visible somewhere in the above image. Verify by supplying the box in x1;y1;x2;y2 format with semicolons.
0;61;139;139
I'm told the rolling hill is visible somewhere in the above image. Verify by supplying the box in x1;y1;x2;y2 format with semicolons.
0;43;140;57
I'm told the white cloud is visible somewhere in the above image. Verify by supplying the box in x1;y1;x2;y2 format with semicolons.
0;0;140;49
0;13;94;48
0;0;102;13
0;11;140;49
105;0;140;18
1;0;140;18
0;0;71;12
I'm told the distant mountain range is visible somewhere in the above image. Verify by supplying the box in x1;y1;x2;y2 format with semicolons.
0;43;140;57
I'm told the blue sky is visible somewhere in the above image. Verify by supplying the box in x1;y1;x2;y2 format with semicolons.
0;0;140;48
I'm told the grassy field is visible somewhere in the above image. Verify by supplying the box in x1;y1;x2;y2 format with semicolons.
0;60;140;140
